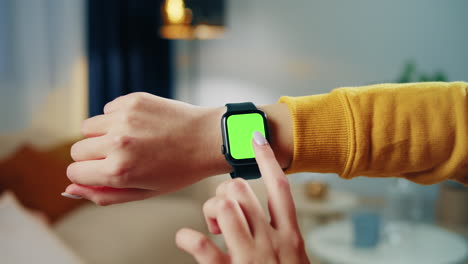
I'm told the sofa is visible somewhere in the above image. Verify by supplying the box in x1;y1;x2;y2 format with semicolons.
0;131;222;264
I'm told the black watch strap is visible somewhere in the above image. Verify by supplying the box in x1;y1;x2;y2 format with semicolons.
224;102;262;180
225;102;257;113
230;164;261;180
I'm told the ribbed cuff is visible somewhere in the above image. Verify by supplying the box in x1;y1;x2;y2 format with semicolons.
279;93;350;175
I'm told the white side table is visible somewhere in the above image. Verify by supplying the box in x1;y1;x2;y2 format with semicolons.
307;220;468;264
291;186;358;229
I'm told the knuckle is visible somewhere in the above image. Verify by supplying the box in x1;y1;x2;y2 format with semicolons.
274;175;290;191
132;92;149;97
102;172;117;187
110;162;127;177
218;199;236;212
270;237;281;253
194;236;210;252
94;197;112;206
287;231;305;251
127;94;145;110
107;161;132;186
103;102;112;112
228;178;250;194
193;235;211;253
120;112;136;126
113;135;132;149
106;174;124;187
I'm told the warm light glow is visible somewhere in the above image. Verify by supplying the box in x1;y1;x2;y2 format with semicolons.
160;24;225;40
194;25;225;39
160;0;225;40
165;0;186;24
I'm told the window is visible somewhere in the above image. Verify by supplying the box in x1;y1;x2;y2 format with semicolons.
0;0;11;80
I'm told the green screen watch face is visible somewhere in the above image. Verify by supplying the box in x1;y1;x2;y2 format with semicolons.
226;113;267;160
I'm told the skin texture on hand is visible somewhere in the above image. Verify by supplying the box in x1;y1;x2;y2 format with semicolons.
64;92;293;205
175;133;309;264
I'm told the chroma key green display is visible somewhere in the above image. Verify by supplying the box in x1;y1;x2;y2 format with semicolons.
226;113;266;160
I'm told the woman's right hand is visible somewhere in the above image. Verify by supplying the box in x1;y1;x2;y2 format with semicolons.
176;132;309;263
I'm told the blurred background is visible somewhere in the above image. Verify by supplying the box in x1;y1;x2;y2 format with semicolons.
0;0;467;263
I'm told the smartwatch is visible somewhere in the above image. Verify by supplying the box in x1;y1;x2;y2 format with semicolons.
221;102;270;180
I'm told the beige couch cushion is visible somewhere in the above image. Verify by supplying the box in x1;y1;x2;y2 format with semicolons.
0;144;87;223
54;196;206;264
0;192;83;264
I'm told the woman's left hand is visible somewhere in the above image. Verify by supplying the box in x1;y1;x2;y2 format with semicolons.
175;132;309;264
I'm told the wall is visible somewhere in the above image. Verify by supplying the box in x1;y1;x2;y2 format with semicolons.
174;0;468;199
0;0;87;153
0;0;87;156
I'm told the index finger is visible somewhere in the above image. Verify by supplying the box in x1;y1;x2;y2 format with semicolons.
252;131;299;231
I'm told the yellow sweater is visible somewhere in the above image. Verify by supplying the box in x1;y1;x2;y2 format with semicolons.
279;82;468;185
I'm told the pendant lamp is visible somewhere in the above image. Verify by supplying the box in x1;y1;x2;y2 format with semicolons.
160;0;225;39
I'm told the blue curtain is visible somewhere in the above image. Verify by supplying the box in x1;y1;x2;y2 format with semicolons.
87;0;173;117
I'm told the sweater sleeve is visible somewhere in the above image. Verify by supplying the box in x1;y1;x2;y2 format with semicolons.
279;82;468;185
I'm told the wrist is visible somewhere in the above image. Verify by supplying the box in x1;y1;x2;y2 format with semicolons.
195;106;231;177
196;102;293;179
258;103;293;170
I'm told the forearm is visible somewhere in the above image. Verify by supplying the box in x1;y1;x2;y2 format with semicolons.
65;93;294;204
281;82;468;185
259;103;294;169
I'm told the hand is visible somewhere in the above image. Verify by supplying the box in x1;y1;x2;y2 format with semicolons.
63;92;229;205
176;132;309;264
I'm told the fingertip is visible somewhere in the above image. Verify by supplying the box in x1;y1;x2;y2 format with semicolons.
64;184;89;200
66;163;74;180
61;192;83;199
176;228;227;263
175;228;193;248
66;162;82;182
69;142;79;161
65;183;87;193
252;131;268;146
64;184;75;193
175;228;185;243
252;135;275;163
252;131;273;158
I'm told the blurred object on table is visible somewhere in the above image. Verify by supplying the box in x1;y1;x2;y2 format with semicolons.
437;181;468;237
305;181;329;201
351;210;381;249
307;220;468;264
292;184;358;231
383;178;424;245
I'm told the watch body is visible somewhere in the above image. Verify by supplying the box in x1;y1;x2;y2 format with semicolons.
221;102;270;179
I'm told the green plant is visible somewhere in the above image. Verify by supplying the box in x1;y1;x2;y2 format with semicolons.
396;61;448;83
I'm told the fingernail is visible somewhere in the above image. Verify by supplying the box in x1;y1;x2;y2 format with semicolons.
61;192;82;199
253;131;267;146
